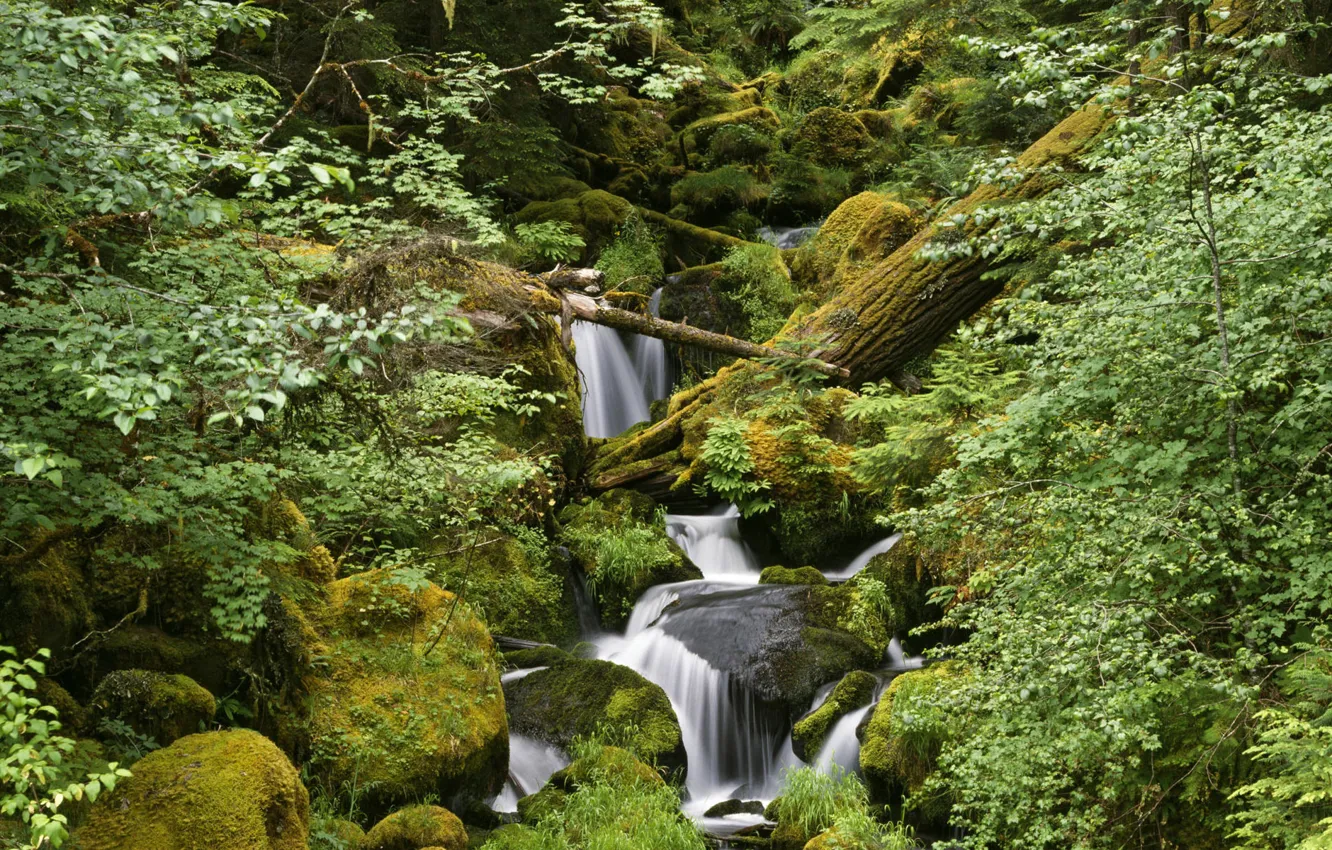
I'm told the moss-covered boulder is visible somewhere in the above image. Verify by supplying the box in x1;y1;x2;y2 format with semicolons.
90;669;216;746
503;655;685;777
515;190;632;261
683;106;781;153
305;569;508;817
759;566;829;586
559;489;702;628
362;805;467;850
91;625;229;695
503;645;571;670
77;729;309;850
859;663;963;810
0;534;93;659
791;670;878;761
791;108;873;169
790;192;921;301
425;531;576;646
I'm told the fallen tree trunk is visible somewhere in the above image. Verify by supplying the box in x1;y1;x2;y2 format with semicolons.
525;281;850;379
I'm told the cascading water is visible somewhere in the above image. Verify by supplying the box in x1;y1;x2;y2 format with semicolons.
572;321;650;438
491;733;570;813
631;288;671;403
823;532;903;580
664;506;762;583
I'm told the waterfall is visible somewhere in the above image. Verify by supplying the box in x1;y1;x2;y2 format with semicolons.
885;636;925;672
631;288;670;403
812;702;875;777
665;506;762;582
824;532;903;580
572;321;650;438
491;733;570;813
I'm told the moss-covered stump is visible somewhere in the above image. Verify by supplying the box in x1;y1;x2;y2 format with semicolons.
791;670;878;762
90;669;216;746
362;805;468;850
515;190;632;261
503;655;685;777
305;569;508;817
859;663;963;811
759;566;829;586
559;489;701;629
77;729;309;850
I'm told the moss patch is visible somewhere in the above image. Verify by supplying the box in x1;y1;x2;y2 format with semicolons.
759;566;829;586
515;190;632;261
90;669;216;746
503;656;684;776
791;670;877;761
305;569;508;817
791;108;873;169
76;729;309;850
362;805;468;850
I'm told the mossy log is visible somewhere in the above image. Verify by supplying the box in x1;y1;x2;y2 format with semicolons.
526;284;850;379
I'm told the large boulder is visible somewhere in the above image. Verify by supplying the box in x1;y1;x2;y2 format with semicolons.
791;670;877;761
559;489;702;629
77;729;309;850
89;669;216;746
304;569;508;817
362;805;468;850
515;189;632;261
790;108;874;169
503;650;686;777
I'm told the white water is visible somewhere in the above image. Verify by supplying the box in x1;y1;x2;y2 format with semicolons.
886;635;925;672
824;532;904;580
573;321;651;438
631;288;671;403
500;666;547;685
491;733;570;813
757;224;821;250
813;702;874;777
665;506;763;583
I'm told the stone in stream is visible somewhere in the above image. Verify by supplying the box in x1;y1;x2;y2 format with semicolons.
703;798;767;817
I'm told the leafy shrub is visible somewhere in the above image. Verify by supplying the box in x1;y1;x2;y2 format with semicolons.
716;243;798;342
595;214;664;294
699;417;773;516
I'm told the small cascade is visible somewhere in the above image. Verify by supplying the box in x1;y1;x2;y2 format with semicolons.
813;702;875;777
665;506;762;582
824;532;903;580
572;320;650;438
500;666;547;685
757;224;822;250
885;636;925;672
491;733;570;813
631;288;671;402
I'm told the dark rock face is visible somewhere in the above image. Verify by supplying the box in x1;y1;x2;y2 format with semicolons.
703;798;766;817
657;583;876;716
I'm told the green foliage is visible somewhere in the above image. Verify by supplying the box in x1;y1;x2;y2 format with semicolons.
698;417;772;516
773;765;886;840
562;509;676;608
1;646;129;849
594;214;664;293
717;243;798;342
516;222;588;266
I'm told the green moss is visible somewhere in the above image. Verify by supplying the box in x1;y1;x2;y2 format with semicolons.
90;669;216;745
759;566;829;586
791;670;877;761
503;657;684;774
560;490;701;628
425;531;575;646
1;539;93;658
514;190;632;261
362;805;468;850
859;663;963;809
790;191;886;287
509;174;591;201
77;730;309;850
36;679;88;736
791;108;873;169
503;645;571;669
670;166;769;222
305;570;508;817
683;107;780;152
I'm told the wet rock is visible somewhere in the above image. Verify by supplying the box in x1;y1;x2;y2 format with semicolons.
703;798;767;817
362;805;467;850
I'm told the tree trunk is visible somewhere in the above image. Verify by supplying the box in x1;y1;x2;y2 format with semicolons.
524;284;849;378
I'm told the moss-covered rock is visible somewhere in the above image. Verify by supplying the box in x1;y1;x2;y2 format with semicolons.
35;679;88;735
791;108;873;169
305;569;508;817
515;745;662;823
327;818;365;847
790;192;921;302
362;805;468;850
759;566;829;586
0;536;93;659
859;662;963;809
91;625;229;695
76;729;309;850
503;656;685;777
503;645;571;670
559;489;702;628
90;669;216;746
670;166;769;224
515;190;633;261
683;107;781;153
791;670;877;761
